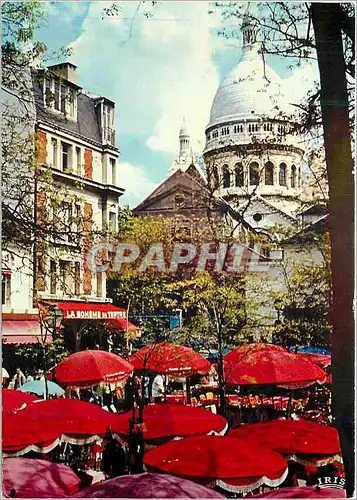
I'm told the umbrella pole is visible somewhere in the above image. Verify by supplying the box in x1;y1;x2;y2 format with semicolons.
286;390;293;419
185;376;191;405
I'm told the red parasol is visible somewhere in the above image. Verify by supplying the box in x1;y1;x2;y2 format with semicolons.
2;388;38;413
297;353;331;368
2;458;81;498
114;403;227;443
144;435;288;494
74;472;225;498
3;399;121;455
130;342;210;376
229;420;341;466
250;486;346;498
53;349;133;387
224;343;327;386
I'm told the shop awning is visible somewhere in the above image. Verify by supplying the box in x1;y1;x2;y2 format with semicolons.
45;301;127;321
2;317;52;345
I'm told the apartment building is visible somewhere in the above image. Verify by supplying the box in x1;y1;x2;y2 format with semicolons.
2;62;126;356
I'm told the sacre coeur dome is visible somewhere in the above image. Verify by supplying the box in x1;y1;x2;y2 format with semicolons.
208;29;292;128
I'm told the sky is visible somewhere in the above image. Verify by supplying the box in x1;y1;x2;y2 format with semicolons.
38;1;320;208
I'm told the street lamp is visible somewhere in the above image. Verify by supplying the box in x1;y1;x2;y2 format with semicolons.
273;299;283;345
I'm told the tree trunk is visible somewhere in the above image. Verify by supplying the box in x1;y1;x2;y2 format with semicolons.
216;324;227;417
311;4;354;496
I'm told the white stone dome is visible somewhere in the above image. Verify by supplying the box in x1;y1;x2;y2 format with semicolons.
208;44;291;128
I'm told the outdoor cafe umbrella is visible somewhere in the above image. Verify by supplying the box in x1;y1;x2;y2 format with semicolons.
130;342;211;377
2;388;38;413
18;379;64;397
114;403;228;444
2;457;81;498
53;349;134;387
229;420;342;466
296;353;331;368
74;472;225;498
3;398;122;456
144;435;288;494
250;486;346;498
224;343;327;387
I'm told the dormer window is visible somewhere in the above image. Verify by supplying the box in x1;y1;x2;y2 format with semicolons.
102;102;115;145
44;77;77;119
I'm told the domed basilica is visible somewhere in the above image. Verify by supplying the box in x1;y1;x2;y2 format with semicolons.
135;16;322;233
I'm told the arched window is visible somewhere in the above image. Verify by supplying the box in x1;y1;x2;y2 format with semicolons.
290;165;297;188
235;163;244;187
222;165;230;188
298;167;302;187
265;162;274;185
212;166;219;189
279;163;287;186
249;162;260;186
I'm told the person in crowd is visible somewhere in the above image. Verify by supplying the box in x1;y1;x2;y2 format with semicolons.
25;370;34;383
101;436;128;478
103;385;112;408
11;368;26;389
143;375;150;405
152;373;165;403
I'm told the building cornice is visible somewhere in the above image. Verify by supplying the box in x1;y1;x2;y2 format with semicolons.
36;121;120;155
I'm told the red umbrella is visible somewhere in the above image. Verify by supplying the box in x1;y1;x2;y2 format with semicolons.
2;388;38;413
144;435;288;494
54;350;133;387
229;420;341;466
250;486;346;498
297;353;331;368
3;399;120;455
224;343;327;386
114;403;227;443
74;472;225;498
130;342;210;376
2;457;81;498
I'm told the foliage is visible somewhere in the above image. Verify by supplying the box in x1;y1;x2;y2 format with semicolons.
15;336;68;373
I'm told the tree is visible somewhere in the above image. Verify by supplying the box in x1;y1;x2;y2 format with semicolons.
1;2;94;295
212;2;354;493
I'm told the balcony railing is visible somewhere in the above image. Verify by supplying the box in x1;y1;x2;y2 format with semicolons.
102;127;115;146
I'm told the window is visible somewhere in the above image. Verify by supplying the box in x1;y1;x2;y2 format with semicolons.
291;165;297;188
249;162;260;186
108;211;116;233
43;78;77;118
50;261;57;295
212;130;219;139
212;166;219;190
279;163;287;186
265;162;274;185
222;165;230;188
61;142;71;172
45;78;52;106
103;104;115;145
96;272;103;298
54;81;60;111
298;167;302;187
1;274;11;306
60;84;67;113
109;158;116;185
235;163;244;187
74;262;80;296
59;260;73;294
51;139;58;168
221;127;230;136
253;212;263;222
76;147;81;175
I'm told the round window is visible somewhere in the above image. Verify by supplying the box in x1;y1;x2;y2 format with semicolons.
174;193;185;207
253;212;263;222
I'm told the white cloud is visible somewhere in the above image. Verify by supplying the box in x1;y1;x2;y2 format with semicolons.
119;162;159;209
283;62;320;107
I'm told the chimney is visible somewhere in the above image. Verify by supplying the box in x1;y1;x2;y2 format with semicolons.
47;62;78;85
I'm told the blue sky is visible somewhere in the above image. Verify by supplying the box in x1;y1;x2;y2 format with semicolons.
38;1;319;207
